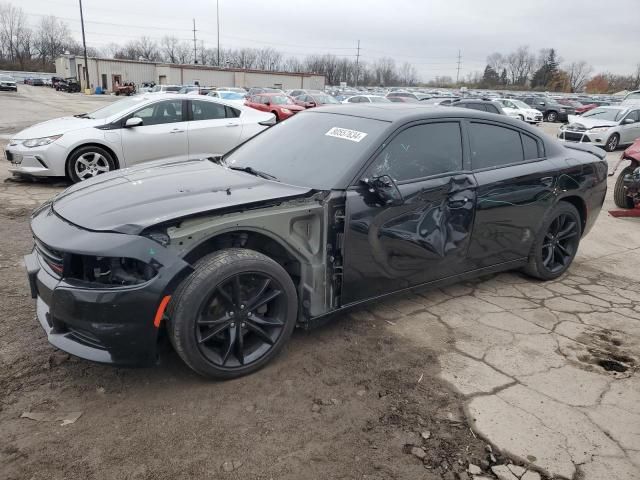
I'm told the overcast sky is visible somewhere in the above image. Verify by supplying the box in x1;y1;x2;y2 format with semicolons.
19;0;640;81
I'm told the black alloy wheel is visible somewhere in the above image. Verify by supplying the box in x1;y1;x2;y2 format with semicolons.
168;249;298;379
196;272;287;368
541;213;580;274
524;202;582;280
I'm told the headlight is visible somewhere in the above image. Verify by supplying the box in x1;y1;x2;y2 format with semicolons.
281;108;292;114
559;108;566;113
67;254;158;286
588;127;610;133
22;135;62;148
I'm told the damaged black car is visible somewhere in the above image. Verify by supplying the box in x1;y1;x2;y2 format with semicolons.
26;105;608;378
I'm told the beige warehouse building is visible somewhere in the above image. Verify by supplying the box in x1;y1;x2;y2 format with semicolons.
55;55;326;92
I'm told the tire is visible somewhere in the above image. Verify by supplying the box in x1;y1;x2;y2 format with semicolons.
66;145;116;183
167;248;298;379
614;165;635;209
546;111;558;123
523;202;582;281
605;133;619;152
271;111;280;122
115;90;120;96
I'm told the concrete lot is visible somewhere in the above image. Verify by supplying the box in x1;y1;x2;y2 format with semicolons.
0;86;639;480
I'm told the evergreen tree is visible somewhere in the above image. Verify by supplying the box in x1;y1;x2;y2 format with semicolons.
481;65;500;87
500;68;508;86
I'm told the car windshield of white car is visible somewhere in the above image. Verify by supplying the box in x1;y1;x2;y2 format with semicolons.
511;100;530;109
582;108;625;122
225;112;387;189
85;97;149;119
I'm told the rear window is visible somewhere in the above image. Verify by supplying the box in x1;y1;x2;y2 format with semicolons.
469;123;523;169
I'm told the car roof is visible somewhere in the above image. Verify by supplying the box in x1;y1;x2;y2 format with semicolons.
312;104;526;126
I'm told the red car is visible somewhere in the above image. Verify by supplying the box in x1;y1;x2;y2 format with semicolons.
245;93;305;121
612;138;640;208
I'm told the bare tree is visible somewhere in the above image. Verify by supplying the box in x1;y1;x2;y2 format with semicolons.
566;60;593;92
399;61;418;86
486;52;504;73
161;36;181;63
505;46;535;85
254;47;283;71
33;15;71;68
135;36;159;61
0;2;28;63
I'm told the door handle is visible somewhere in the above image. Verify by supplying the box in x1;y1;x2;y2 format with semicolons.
225;123;239;127
540;176;554;187
170;128;185;134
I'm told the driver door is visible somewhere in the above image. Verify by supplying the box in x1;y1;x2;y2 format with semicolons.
341;121;477;305
620;110;640;144
120;99;188;166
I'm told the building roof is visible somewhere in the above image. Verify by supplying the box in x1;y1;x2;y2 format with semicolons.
59;55;323;78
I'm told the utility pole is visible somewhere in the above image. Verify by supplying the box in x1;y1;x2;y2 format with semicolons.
78;0;90;90
354;40;360;87
456;49;462;85
216;0;220;66
192;19;197;64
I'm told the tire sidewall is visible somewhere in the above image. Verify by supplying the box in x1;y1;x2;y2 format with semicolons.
605;134;619;152
67;146;116;183
529;202;582;280
614;165;635;208
170;249;298;379
546;111;557;122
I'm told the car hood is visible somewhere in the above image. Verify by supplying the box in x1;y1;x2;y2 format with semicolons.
566;115;617;129
13;116;106;139
52;158;314;234
278;104;305;111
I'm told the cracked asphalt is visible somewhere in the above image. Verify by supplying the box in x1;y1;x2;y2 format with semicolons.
1;86;639;480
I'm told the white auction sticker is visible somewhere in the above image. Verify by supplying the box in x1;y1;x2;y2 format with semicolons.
325;127;368;142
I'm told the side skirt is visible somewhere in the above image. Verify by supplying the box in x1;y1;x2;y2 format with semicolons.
299;258;527;330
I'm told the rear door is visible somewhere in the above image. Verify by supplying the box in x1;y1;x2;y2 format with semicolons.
342;121;477;304
120;99;188;166
465;119;557;269
186;99;242;158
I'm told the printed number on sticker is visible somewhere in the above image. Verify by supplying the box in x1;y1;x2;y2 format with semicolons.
325;127;368;142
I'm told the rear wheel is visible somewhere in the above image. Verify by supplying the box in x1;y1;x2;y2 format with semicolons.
523;202;582;280
67;146;116;183
605;133;619;152
614;165;635;208
168;249;298;379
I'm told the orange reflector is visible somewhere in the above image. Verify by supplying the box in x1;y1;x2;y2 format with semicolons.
153;295;171;328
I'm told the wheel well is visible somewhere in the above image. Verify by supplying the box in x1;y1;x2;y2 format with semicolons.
66;143;121;173
560;196;587;235
183;230;301;286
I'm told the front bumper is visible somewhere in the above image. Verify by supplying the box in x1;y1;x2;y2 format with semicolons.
6;142;68;177
557;129;609;148
26;204;192;366
0;84;17;91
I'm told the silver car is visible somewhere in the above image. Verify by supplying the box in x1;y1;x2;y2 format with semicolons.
557;106;640;151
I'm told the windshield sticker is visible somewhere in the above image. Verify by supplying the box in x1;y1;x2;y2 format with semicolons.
325;127;368;143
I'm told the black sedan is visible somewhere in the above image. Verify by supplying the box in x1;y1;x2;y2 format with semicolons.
26;104;608;378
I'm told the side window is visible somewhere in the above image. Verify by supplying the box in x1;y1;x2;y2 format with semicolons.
225;106;240;118
466;103;486;112
132;100;182;126
191;100;226;121
365;122;463;182
521;133;540;160
625;110;640;122
469;122;524;169
523;98;533;105
348;96;360;103
486;104;500;114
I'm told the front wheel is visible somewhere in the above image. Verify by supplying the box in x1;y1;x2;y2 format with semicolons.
546;111;558;122
67;146;116;183
614;165;635;208
605;133;619;152
168;249;298;379
523;202;582;280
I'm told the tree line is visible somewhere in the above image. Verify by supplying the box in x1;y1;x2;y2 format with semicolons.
477;45;640;94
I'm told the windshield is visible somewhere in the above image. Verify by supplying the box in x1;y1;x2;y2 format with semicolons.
224;112;387;189
370;96;391;103
625;92;640;101
219;91;245;100
316;94;340;104
270;95;294;105
84;96;150;119
582;108;626;122
509;100;529;109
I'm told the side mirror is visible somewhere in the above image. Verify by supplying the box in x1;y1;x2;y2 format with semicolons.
362;175;404;206
539;102;546;106
306;102;315;108
264;101;270;106
125;117;143;128
623;118;636;124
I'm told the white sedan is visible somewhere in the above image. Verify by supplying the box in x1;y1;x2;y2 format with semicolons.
6;94;275;182
495;98;543;124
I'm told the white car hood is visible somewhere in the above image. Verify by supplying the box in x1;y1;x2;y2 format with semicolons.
13;116;106;139
567;115;617;129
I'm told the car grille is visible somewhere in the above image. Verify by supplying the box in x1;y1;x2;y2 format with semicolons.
563;132;590;142
34;237;65;276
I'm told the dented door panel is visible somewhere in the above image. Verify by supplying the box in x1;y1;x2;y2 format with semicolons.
342;174;477;305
